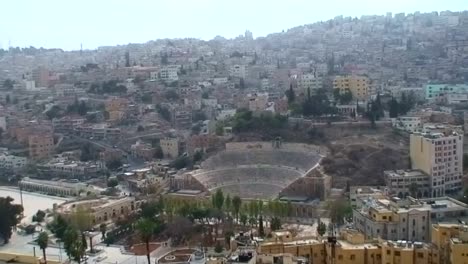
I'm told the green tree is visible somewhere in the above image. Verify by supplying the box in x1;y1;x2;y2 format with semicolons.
45;105;61;120
0;196;24;243
317;220;327;236
224;194;232;215
37;232;49;264
328;199;353;225
286;84;295;103
136;218;156;264
388;97;399;118
193;151;203;163
5;94;10;104
137;125;145;132
63;228;86;263
34;210;46;222
239;78;245;89
154;146;164;159
232;196;242;222
214;242;223;253
3;79;14;90
240;214;248;228
212;189;224;210
171;156;190;169
106;159;123;171
107;178;119;189
270;217;282;231
48;215;69;240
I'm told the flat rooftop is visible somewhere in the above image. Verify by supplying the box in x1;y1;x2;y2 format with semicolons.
384;169;427;178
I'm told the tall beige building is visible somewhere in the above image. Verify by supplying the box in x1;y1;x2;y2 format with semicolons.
333;75;369;100
29;133;54;160
32;66;50;88
410;131;463;197
160;138;180;159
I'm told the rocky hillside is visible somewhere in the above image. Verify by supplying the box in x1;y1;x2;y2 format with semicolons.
321;133;409;188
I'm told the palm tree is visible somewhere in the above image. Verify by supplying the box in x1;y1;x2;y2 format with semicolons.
136;218;156;264
37;232;49;264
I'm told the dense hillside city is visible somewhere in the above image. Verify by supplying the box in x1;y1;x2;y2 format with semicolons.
1;9;468;264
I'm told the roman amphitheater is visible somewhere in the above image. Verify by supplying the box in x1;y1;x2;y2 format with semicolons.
177;141;328;199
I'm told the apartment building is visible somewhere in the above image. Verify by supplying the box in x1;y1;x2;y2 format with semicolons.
74;124;121;140
391;116;422;133
130;140;155;161
230;65;246;79
258;227;468;264
353;196;468;242
425;84;468;101
333;75;370;100
0;153;28;170
160;138;180;159
28;133;54;160
52;116;86;133
37;159;103;179
410;131;463;196
32;66;50;88
171;108;192;129
385;170;431;198
298;74;323;92
159;66;179;82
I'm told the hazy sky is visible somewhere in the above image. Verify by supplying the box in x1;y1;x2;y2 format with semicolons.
0;0;465;51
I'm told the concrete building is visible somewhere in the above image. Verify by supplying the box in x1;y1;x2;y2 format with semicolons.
74;124;121;140
37;158;103;179
58;197;141;225
170;107;192;129
131;140;155;161
52;116;86;133
0;116;6;131
333;75;370;100
298;74;323;92
0;153;28;170
159;66;179;82
230;65;246;79
31;67;50;88
410;131;463;196
349;186;386;208
160;138;180;159
19;177;93;196
425;84;468;101
385;170;431;198
28;133;54;160
391;116;422;132
353;195;468;242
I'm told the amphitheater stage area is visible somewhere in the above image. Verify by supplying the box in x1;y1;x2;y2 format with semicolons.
184;141;323;199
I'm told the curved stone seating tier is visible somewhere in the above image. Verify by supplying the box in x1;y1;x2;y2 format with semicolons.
201;150;320;172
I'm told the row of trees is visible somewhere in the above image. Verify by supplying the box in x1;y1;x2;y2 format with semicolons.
66;98;88;116
88;80;127;95
230;109;287;133
388;92;417;118
288;86;337;117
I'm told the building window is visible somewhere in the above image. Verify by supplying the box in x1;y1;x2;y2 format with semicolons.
395;251;400;256
418;253;424;258
350;255;355;260
338;255;343;260
387;250;391;255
